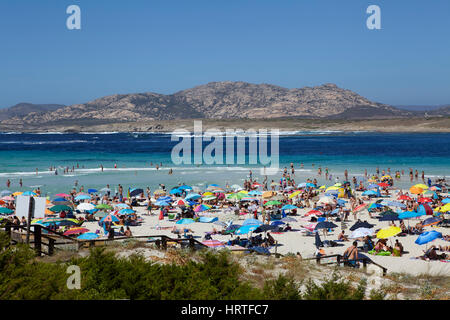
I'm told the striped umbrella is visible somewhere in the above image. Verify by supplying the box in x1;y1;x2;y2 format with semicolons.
63;227;89;236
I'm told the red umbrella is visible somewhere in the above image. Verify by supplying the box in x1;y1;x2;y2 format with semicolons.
305;210;323;216
378;183;389;188
353;203;368;213
398;195;412;201
418;197;432;203
202;240;225;248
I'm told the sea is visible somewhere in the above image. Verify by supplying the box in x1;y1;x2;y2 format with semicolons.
1;131;449;197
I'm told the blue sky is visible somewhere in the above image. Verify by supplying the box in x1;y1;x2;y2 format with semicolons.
0;0;449;108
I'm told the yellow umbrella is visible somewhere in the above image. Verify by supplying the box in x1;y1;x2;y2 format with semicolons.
381;175;392;180
12;191;23;196
438;203;450;213
376;226;402;239
414;184;428;190
325;186;339;192
334;183;342;187
202;192;214;197
153;189;166;195
238;190;248;194
422;190;434;196
319;185;326;190
409;186;423;195
289;191;301;199
262;191;276;199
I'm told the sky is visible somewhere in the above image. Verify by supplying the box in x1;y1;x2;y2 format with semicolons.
0;0;449;108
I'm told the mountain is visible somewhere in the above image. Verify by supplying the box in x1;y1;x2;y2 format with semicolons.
425;105;450;116
1;82;415;126
0;103;65;121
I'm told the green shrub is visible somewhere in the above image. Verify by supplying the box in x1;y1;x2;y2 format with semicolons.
302;271;366;300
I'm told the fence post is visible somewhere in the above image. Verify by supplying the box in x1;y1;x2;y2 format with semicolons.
34;224;42;256
48;238;55;256
161;237;167;250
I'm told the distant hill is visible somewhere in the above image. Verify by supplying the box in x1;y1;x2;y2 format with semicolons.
0;103;65;121
2;82;415;127
395;105;448;112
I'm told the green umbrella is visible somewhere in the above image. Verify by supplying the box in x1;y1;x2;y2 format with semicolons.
96;204;113;210
264;200;282;206
94;211;108;218
226;193;245;200
49;205;73;212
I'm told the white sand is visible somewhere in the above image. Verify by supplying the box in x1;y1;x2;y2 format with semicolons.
78;190;450;277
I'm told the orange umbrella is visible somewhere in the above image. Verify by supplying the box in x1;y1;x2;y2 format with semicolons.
409;186;423;195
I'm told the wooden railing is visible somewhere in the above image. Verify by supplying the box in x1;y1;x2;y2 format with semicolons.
303;253;387;276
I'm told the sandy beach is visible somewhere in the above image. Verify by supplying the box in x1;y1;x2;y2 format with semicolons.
74;187;450;277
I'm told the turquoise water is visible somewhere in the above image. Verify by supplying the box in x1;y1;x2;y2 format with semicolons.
0;132;449;196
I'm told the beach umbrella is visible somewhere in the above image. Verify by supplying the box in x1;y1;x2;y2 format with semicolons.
281;217;297;223
254;224;278;233
441;198;450;204
318;196;334;205
262;191;276;199
429;186;441;191
169;188;182;195
234;225;258;235
377;182;389;188
118;208;136;215
185;193;201;200
129;188;144;197
202;196;217;201
198;217;218;223
176;218;195;225
422;217;441;227
54;219;81;227
289;191;301;199
96;204;113;210
100;214;120;224
63;227;89;236
87;189;98;194
1;196;14;201
227;193;245;201
75;194;91;201
438;203;450;213
368;203;383;211
414;184;428;190
271;220;285;226
415;230;443;245
398;195;412;201
381;200;406;208
362;190;379;196
353;203;369;213
154;200;170;207
349;221;374;231
297;183;307;188
153;189;166;196
49;205;72;213
314;221;338;230
178;185;193;191
376;226;401;239
398;211;422;220
77;232;100;240
22;191;37;196
194;204;211;212
0;207;14;215
409;186;423;195
418;197;433;204
282;204;298;210
325;186;339;192
77;203;95;211
248;190;262;196
12;192;23;197
350;228;374;239
173;199;189;206
202;240;225;248
305;210;323;217
94;211;108;218
264;200;281;207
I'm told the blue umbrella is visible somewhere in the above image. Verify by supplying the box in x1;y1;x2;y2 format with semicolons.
185;193;201;200
22;191;37;196
154;200;170;207
208;184;219;187
442;198;450;204
368;203;383;210
77;232;99;240
129;188;144;197
170;188;182;195
178;185;192;191
176;218;195;225
415;230;443;245
157;196;172;202
367;184;380;189
242;218;263;226
271;221;285;226
362;190;378;196
398;211;422;220
282;204;297;210
75;195;91;201
378;214;400;221
118;208;136;215
306;183;316;188
297;183;307;188
248;190;262;196
235;225;258;235
88;189;98;194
